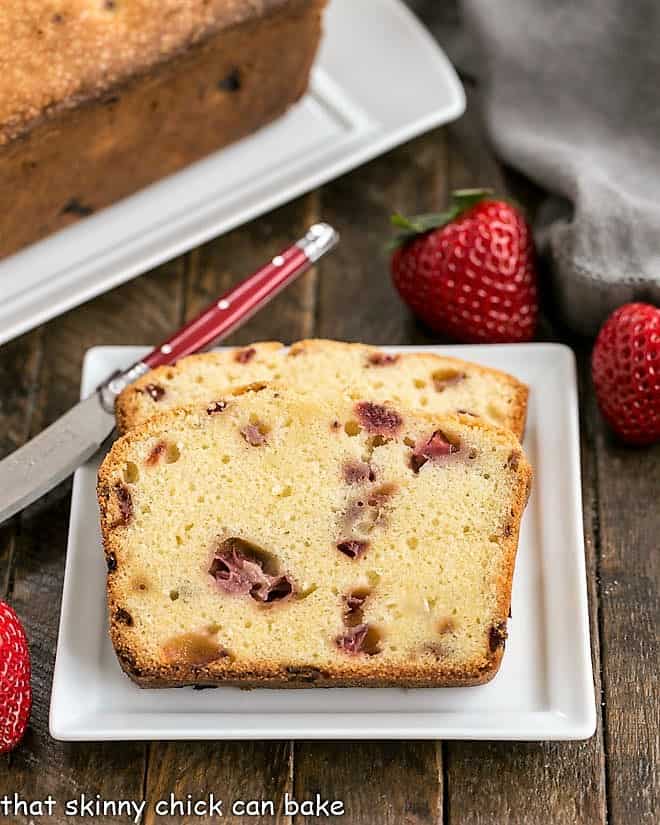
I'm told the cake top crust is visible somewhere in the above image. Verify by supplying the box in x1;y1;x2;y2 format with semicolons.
115;339;529;438
0;0;292;144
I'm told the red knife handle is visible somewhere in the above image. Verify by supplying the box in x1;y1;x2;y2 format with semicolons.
142;224;337;369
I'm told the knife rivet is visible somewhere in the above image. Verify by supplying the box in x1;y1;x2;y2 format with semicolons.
272;255;285;267
161;344;173;355
217;299;230;310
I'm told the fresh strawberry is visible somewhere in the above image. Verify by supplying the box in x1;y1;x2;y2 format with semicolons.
0;601;31;754
591;302;660;445
390;189;538;343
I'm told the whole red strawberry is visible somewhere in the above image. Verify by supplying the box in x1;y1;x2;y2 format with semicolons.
390;189;538;342
591;302;660;445
0;601;31;754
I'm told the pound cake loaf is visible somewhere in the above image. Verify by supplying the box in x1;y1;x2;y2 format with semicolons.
115;339;529;437
98;386;532;688
0;1;325;259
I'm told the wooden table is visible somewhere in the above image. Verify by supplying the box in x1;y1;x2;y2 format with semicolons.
1;4;658;823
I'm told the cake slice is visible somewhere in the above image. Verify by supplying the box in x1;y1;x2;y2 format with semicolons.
98;386;532;688
115;339;528;437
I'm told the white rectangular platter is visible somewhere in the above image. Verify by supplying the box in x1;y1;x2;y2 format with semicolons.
0;0;464;346
50;344;596;741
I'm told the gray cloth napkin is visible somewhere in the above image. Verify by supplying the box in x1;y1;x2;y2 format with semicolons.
451;0;660;335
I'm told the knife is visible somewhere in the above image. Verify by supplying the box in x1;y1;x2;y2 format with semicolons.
0;223;339;526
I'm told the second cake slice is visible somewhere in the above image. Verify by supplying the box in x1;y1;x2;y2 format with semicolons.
115;339;529;437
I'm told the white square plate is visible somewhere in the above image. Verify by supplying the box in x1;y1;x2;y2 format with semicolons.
51;344;596;741
0;0;464;346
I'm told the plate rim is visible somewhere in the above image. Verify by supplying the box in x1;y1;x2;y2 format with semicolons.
50;342;596;742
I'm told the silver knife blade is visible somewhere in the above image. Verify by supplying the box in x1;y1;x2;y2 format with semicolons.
0;392;115;525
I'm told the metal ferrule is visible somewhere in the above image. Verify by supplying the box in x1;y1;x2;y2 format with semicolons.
296;222;340;263
98;361;151;413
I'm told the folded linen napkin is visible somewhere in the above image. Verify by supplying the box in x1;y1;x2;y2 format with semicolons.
441;0;660;334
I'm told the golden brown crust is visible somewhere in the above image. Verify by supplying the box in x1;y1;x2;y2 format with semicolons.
112;646;504;689
507;382;530;440
98;398;532;690
490;438;533;637
0;0;312;143
115;339;530;438
0;5;325;258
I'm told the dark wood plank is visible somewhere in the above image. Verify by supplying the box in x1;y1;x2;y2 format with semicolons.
403;0;611;806
439;348;607;825
183;193;321;344
143;194;320;823
293;741;442;825
316;130;448;346
439;87;608;823
1;487;146;816
445;107;508;196
144;741;293;825
0;331;43;461
0;259;185;821
592;394;660;824
0;328;49;788
0;330;42;598
294;130;450;825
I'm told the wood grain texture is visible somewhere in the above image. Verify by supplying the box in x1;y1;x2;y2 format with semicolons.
0;491;145;817
0;331;42;461
292;130;450;825
316;129;448;345
183;194;320;345
404;4;611;810
0;260;184;821
442;348;608;825
0;330;42;599
293;742;442;825
426;8;610;803
434;76;609;823
591;390;660;825
142;195;319;823
144;741;293;825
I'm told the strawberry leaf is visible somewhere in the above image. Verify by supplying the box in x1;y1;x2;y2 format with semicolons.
450;188;494;212
389;188;494;250
390;213;424;232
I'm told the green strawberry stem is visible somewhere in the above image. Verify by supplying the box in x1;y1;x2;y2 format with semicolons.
390;188;494;249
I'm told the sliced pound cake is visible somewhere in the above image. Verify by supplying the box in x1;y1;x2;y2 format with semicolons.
115;339;528;438
99;386;532;688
